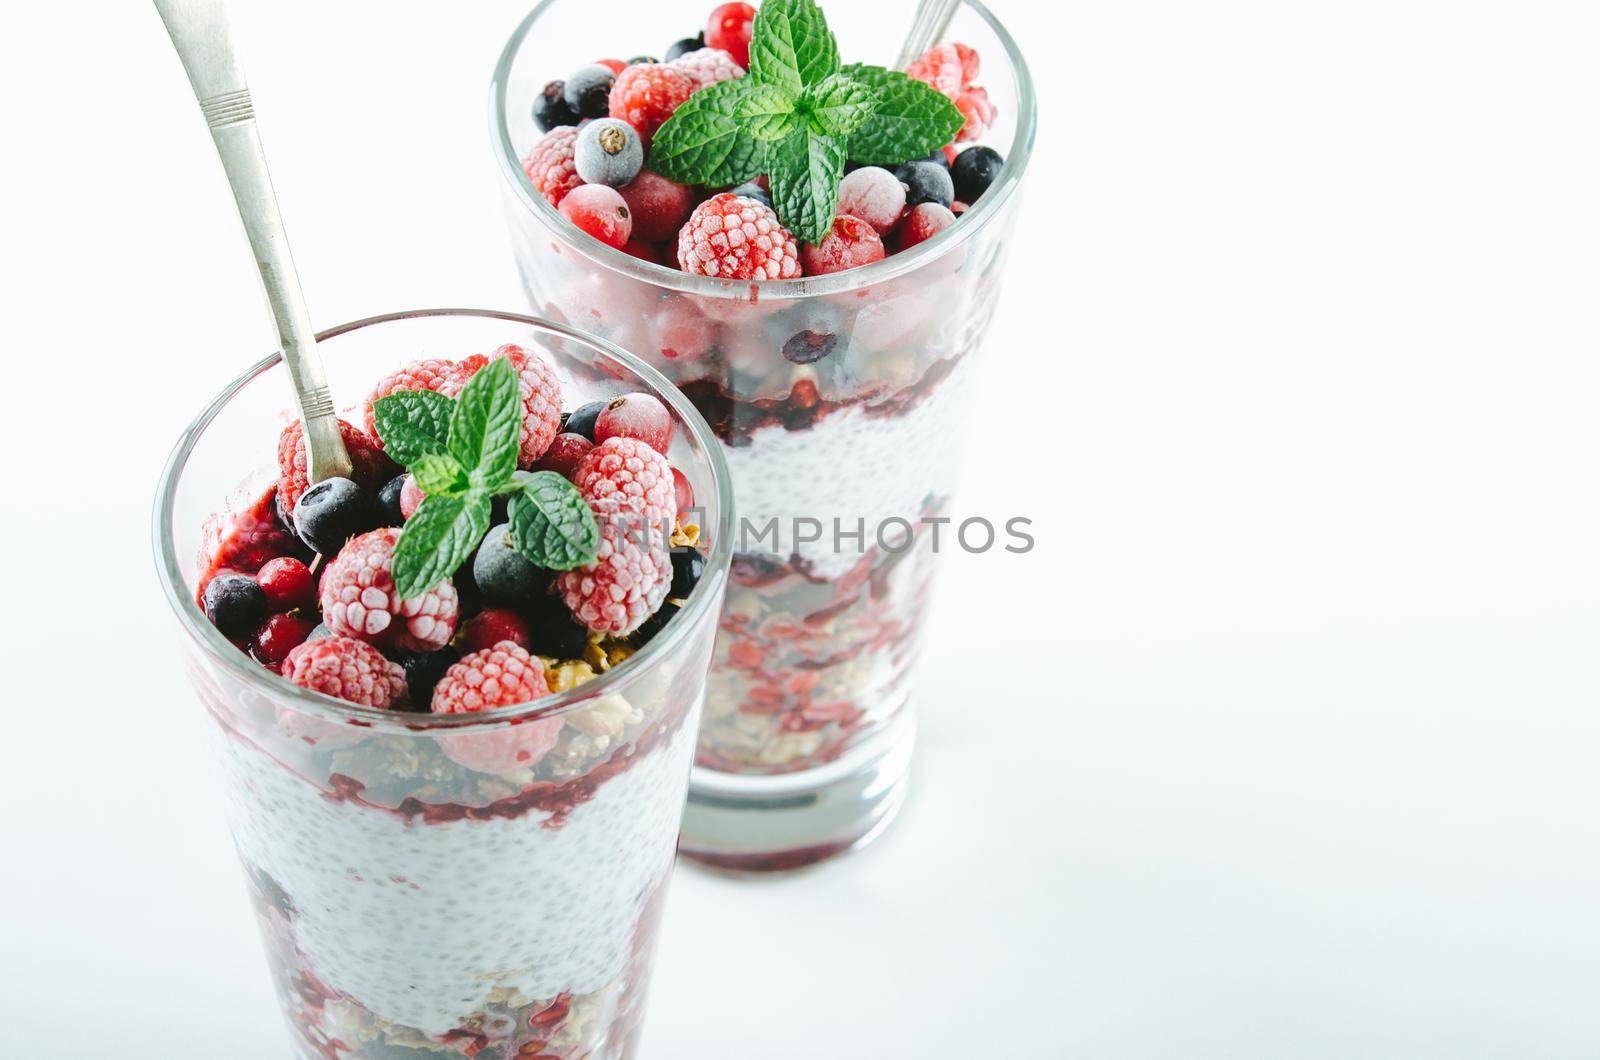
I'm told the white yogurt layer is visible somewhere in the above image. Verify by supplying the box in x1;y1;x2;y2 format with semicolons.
219;720;696;1036
723;354;979;580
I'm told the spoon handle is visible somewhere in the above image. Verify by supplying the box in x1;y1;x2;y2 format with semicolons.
153;0;352;482
894;0;960;71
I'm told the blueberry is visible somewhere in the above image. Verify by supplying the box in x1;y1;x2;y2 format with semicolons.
665;34;704;61
894;160;954;209
917;147;952;171
398;647;458;709
574;118;643;188
563;65;616;120
292;477;371;557
952;146;1004;204
491;470;539;524
533;79;580;132
632;601;680;645
526;595;590;659
730;182;772;210
627;55;660;65
781;330;837;364
564;399;608;441
670;547;705;599
203;572;268;637
472;523;547;606
377;474;407;525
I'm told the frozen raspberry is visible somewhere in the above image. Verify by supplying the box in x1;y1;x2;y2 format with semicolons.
619;172;695;242
608;63;693;149
276;419;394;514
282;635;406;709
954;85;996;142
705;3;756;68
954;42;982;83
668;47;745;90
319;528;459;652
432;641;564;773
440;344;564;468
557;503;673;636
594;393;674;454
574;436;676;515
462;609;531;653
677;193;801;280
559;183;633;250
251;613;316;668
801;214;885;275
837;166;907;234
890;202;957;251
522;126;582;207
361;357;456;446
257;556;314;612
398;475;424;520
534;432;595;480
906;43;965;99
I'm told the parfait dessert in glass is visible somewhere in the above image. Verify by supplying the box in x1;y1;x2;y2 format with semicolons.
492;0;1034;869
154;309;731;1057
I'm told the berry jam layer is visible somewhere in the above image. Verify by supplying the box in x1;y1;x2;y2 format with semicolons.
696;512;943;775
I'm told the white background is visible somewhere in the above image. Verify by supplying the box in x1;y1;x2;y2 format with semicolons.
3;0;1598;1056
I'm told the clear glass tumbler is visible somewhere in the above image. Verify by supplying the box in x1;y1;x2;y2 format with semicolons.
491;0;1035;870
153;310;732;1058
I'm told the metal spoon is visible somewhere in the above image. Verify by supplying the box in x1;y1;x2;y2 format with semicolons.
894;0;960;71
154;0;352;482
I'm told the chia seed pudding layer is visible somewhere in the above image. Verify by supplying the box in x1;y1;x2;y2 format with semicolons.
218;716;697;1042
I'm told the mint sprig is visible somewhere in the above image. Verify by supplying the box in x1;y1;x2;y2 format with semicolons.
373;356;603;599
647;0;967;245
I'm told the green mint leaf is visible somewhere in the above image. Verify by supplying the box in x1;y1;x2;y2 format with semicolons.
410;452;470;497
770;128;845;245
649;79;770;185
839;65;964;166
736;83;801;143
447;356;521;490
392;492;490;600
507;471;601;570
372;390;453;467
799;74;878;139
749;0;839;93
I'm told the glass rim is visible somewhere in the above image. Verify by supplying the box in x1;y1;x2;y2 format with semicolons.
151;307;735;733
487;0;1037;298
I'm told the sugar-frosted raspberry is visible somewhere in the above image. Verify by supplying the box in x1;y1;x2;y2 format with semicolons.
361;358;455;446
906;43;965;99
557;501;673;635
608;63;693;149
800;214;885;275
677;193;801;280
954;85;996;142
440;344;563;467
522;126;582;207
573;436;675;515
319;528;459;652
667;47;745;90
837;166;908;234
432;641;564;773
276;419;394;514
281;635;406;708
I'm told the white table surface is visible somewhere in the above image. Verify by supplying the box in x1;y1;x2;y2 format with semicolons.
3;0;1598;1056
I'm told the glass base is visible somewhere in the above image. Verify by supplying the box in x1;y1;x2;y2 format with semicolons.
678;712;915;874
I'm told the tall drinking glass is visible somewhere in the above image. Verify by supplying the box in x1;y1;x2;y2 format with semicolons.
154;310;732;1057
491;1;1035;870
